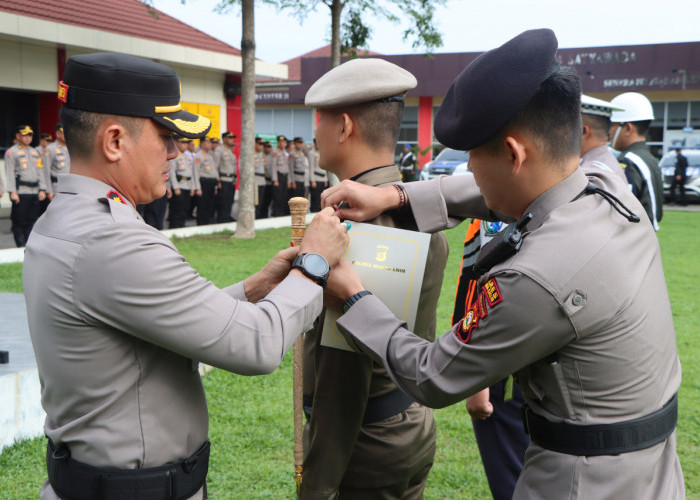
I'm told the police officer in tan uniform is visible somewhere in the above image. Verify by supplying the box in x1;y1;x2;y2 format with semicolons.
24;52;350;500
580;95;626;180
253;137;268;218
169;136;200;228
289;136;309;199
195;136;218;225
271;134;291;216
258;140;274;218
301;58;449;499
4;125;47;247
216;131;237;222
307;139;327;212
43;124;71;195
323;30;684;499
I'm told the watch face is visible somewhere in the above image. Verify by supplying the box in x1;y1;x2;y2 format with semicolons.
303;253;330;276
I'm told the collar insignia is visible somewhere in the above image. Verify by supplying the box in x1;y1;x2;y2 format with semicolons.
107;190;126;204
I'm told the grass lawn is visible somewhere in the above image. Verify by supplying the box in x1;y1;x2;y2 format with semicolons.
1;211;698;498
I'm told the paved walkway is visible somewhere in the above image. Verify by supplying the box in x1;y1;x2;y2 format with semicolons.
0;292;34;377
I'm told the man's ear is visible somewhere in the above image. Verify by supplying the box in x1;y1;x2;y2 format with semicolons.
504;135;527;175
339;113;355;145
582;124;591;140
100;121;125;163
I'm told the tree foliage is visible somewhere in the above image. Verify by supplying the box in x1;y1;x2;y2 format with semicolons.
215;0;445;67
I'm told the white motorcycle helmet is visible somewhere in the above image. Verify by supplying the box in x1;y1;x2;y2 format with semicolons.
610;92;654;123
609;92;654;150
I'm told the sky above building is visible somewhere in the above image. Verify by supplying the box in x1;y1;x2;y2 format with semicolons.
151;0;700;64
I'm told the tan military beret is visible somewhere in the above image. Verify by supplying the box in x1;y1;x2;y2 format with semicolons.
305;58;417;108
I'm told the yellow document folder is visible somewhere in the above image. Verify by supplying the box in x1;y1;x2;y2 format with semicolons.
321;222;431;351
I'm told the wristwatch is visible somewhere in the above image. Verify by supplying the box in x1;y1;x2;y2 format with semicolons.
343;290;373;313
291;253;330;288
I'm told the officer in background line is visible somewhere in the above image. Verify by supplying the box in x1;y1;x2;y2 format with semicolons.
38;133;53;157
195;136;218;225
169;137;200;228
260;140;274;218
580;95;626;180
38;132;54;215
24;52;350;500
307;139;327;212
271;135;291;216
609;92;664;230
322;29;684;499
253;137;268;219
4;125;47;247
216;131;237;222
290;137;309;200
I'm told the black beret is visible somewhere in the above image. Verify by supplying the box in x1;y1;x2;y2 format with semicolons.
434;29;559;151
59;53;211;139
55;123;64;132
222;131;236;139
17;125;34;135
262;141;272;147
277;135;287;141
255;137;263;144
40;133;53;140
293;137;303;143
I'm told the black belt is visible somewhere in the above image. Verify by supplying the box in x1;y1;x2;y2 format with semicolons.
303;389;414;425
17;180;39;187
522;393;678;456
294;170;306;175
176;175;192;181
255;172;266;177
47;439;209;500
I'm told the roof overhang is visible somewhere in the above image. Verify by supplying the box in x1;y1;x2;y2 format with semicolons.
0;10;287;79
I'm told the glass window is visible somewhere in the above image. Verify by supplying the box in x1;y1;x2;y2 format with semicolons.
273;109;293;138
255;109;274;136
292;109;313;143
667;102;688;129
399;106;418;143
690;101;700;129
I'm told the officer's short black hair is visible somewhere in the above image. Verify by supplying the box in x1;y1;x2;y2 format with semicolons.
330;101;404;150
630;120;651;137
60;107;144;160
484;67;582;165
582;113;611;141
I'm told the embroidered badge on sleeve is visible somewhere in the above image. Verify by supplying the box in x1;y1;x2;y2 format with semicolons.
454;277;503;344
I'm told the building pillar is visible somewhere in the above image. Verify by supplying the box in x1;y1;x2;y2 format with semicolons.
417;96;433;168
38;48;67;136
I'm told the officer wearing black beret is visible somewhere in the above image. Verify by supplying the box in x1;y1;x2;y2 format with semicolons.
322;29;684;499
23;52;350;500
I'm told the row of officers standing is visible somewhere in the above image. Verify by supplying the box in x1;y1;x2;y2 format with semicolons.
142;133;328;229
1;124;69;247
1;125;328;245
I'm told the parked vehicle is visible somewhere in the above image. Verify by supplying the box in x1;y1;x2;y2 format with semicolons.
659;149;700;202
419;148;470;180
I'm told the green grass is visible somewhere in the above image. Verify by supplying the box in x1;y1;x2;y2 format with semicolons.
1;212;698;498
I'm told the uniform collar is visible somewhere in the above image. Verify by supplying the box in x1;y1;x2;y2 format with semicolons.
523;168;588;231
350;165;401;185
57;174;136;210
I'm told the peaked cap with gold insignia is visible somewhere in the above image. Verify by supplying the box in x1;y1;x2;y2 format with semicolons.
58;53;211;139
